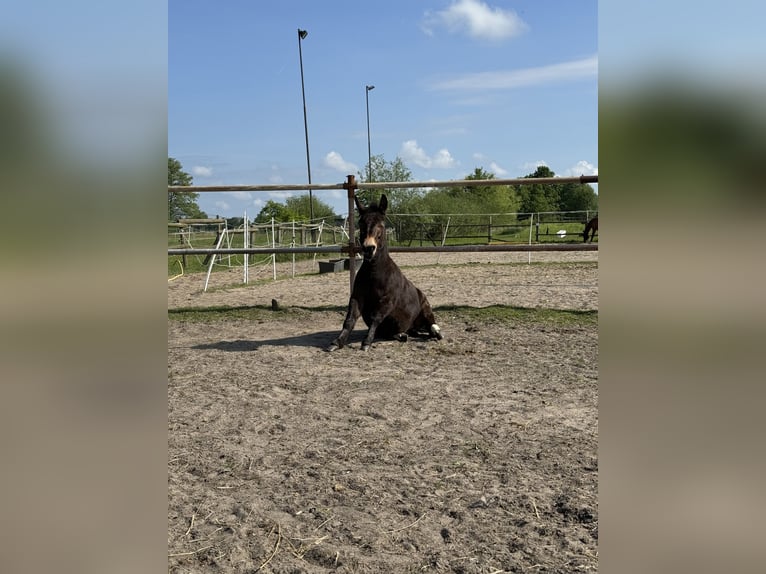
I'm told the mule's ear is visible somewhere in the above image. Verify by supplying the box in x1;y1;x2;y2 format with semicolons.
354;194;365;213
379;194;388;213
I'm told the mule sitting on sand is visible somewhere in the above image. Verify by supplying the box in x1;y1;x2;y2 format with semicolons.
325;194;443;352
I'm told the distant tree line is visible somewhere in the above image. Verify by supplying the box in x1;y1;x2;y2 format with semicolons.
168;155;597;223
167;157;207;221
358;156;597;219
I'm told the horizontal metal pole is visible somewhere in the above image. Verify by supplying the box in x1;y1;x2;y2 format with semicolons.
360;175;597;189
168;175;597;193
174;218;226;224
168;246;344;255
168;243;597;256
389;244;598;253
168;183;345;193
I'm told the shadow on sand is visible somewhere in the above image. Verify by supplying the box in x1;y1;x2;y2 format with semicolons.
193;330;366;352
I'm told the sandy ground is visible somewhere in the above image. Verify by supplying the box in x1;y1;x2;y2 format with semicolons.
168;250;598;573
168;251;598;312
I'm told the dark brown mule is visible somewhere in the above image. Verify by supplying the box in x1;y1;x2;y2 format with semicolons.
582;216;598;243
326;194;443;352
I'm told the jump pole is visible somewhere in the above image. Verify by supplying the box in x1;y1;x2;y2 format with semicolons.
528;214;534;264
244;210;248;284
271;217;277;281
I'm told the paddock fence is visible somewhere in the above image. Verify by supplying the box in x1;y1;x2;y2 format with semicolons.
168;174;598;292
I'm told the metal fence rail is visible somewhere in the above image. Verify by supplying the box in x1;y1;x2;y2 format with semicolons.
169;174;598;292
168;174;597;194
168;243;597;256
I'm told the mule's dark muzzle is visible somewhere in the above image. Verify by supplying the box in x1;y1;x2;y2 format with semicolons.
362;245;375;260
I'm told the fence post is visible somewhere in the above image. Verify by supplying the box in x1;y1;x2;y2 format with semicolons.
487;215;492;244
344;175;358;293
271;217;276;280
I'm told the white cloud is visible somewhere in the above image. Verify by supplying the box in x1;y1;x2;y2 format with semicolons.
471;154;507;176
400;140;429;167
214;200;230;212
262;164;285;185
323;151;358;173
563;160;598;177
489;161;508;176
423;0;528;40
268;191;294;202
226;191;252;201
400;140;457;169
430;56;598;91
326;189;344;202
522;160;549;173
432;148;457;168
191;165;212;177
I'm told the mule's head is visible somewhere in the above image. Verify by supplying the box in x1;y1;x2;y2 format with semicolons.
355;194;388;261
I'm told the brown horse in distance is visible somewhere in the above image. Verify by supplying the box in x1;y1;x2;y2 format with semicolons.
326;194;443;352
583;216;598;243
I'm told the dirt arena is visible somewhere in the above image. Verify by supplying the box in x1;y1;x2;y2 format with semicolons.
168;251;598;573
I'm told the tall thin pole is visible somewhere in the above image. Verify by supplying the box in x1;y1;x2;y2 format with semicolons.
298;29;314;220
365;85;375;184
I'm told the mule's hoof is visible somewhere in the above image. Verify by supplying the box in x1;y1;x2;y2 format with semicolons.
325;343;341;352
395;332;408;342
431;324;444;340
360;344;371;352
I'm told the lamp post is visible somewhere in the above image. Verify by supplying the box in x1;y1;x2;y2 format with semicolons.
298;28;314;220
365;85;375;183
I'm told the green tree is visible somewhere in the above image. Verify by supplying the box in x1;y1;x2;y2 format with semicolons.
515;165;560;215
168;157;207;220
358;154;417;211
558;181;598;213
409;168;520;243
284;194;338;222
254;200;297;223
462;167;520;213
455;167;496;195
254;195;338;224
513;165;598;215
420;167;519;217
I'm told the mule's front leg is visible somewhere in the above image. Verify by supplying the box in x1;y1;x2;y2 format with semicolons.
360;306;393;351
325;299;361;352
360;320;381;352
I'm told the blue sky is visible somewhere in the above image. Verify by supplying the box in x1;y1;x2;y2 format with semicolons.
169;0;597;218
